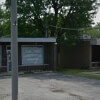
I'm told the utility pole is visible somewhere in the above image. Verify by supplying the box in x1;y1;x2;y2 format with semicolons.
11;0;18;100
54;42;57;72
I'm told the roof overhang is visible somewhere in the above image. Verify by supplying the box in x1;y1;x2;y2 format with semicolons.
0;37;56;43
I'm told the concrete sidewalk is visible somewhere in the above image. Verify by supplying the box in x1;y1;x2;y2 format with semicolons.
82;71;100;76
0;73;100;100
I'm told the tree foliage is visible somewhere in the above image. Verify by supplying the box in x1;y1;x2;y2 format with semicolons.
4;0;97;45
95;22;100;30
0;4;10;37
85;23;100;38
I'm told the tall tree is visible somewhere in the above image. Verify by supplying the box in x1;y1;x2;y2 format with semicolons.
5;0;97;44
84;23;100;38
95;22;100;30
0;4;4;36
0;4;10;37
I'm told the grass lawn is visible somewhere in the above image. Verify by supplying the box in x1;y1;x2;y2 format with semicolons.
58;69;100;80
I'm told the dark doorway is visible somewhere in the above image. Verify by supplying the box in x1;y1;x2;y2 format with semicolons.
92;45;100;68
92;45;100;62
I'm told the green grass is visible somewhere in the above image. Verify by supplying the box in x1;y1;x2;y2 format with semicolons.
57;69;100;80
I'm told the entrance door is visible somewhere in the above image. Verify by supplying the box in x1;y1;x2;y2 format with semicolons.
7;50;11;72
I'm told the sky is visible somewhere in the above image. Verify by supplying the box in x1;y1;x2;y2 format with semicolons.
94;7;100;25
0;0;100;25
0;0;5;4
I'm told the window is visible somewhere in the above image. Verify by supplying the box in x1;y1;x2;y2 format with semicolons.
6;45;11;51
21;46;44;66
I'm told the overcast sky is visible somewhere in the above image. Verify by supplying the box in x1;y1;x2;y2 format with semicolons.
0;0;100;25
94;7;100;25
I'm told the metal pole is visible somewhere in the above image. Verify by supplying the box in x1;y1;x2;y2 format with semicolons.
54;42;57;72
11;0;18;100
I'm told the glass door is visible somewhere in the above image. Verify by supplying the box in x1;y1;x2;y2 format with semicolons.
7;50;11;72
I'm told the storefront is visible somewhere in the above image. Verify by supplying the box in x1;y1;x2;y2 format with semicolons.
0;38;56;73
58;38;100;69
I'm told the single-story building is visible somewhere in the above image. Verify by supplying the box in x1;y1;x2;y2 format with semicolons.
0;37;100;73
58;38;100;69
0;37;57;73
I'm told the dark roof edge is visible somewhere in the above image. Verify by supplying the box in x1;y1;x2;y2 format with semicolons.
0;37;56;43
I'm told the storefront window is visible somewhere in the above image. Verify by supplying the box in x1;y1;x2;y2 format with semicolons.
21;46;44;66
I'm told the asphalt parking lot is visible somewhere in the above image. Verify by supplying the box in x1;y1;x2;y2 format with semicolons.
0;72;100;100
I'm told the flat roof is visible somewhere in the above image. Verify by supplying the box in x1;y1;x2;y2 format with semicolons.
83;38;100;45
1;37;100;45
0;37;56;43
90;39;100;45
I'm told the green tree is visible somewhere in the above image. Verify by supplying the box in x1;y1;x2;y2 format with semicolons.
0;4;10;37
0;5;3;36
5;0;97;45
95;22;100;30
85;23;100;38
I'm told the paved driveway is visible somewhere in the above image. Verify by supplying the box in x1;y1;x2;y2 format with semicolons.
0;73;100;100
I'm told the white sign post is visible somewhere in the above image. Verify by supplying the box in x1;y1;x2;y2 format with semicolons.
11;0;18;100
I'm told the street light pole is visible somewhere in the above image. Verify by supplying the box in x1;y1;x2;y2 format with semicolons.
11;0;18;100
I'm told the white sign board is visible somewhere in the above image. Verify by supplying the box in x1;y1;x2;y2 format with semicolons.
21;46;44;66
